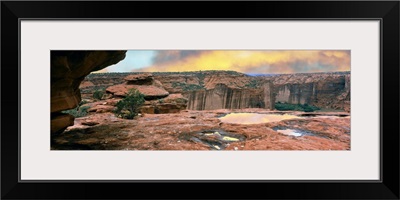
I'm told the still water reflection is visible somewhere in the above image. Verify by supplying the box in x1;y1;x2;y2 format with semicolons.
219;113;299;124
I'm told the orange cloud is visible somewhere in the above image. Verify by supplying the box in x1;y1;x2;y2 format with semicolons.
138;50;350;74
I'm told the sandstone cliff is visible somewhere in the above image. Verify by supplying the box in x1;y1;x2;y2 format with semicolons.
80;71;350;112
81;71;272;111
51;51;126;134
152;71;253;92
184;83;273;110
152;71;273;110
268;72;350;111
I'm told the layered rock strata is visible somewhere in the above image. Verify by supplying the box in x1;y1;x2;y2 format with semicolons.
106;73;169;99
106;74;188;114
270;72;350;111
184;82;274;110
80;71;350;112
51;51;126;134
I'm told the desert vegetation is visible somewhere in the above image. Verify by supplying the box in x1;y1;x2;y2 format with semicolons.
61;100;90;118
93;89;105;100
114;89;145;119
275;102;320;112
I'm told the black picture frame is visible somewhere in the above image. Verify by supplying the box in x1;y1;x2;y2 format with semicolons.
1;1;399;199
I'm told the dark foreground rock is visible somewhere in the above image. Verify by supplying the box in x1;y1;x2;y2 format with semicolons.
51;51;126;134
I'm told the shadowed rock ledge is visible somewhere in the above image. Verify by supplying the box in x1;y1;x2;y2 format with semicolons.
51;50;126;134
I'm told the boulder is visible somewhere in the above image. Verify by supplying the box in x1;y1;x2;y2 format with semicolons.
81;120;100;126
80;81;94;88
105;98;122;106
106;84;169;100
124;73;153;85
139;94;188;114
134;85;169;99
51;113;74;134
140;103;186;114
162;93;188;104
106;84;136;97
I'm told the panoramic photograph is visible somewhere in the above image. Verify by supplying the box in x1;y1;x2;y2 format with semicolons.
51;50;350;150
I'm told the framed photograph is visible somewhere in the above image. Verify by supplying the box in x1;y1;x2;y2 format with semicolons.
2;1;399;199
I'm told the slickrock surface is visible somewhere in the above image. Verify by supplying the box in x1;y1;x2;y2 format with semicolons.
52;108;350;150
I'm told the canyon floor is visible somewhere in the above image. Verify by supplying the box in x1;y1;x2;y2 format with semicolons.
51;107;350;150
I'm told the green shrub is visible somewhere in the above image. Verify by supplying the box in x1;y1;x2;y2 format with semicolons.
93;89;104;100
79;100;88;106
245;79;259;88
171;82;204;91
114;89;145;119
175;98;188;104
62;105;90;118
275;102;320;112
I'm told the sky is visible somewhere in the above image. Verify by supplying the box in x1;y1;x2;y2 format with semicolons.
96;50;350;74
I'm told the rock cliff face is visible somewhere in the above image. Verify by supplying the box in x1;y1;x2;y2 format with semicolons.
153;71;273;110
80;71;350;112
184;83;273;110
81;71;272;111
153;71;253;92
51;51;126;134
270;72;350;111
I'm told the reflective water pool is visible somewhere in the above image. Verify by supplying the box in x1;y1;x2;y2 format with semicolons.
180;130;246;150
218;113;300;124
272;127;325;138
276;129;304;137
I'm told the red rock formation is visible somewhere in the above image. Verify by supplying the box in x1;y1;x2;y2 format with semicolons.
270;72;350;111
52;109;350;150
106;74;169;99
140;93;188;114
184;83;272;110
51;113;74;134
105;74;188;114
80;81;94;88
51;51;126;134
140;103;187;114
81;71;350;112
163;93;187;103
124;73;154;84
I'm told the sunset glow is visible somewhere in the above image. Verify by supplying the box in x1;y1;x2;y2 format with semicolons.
98;50;350;74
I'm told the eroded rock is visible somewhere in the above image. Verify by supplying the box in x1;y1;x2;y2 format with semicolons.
51;113;74;134
106;74;169;100
51;51;126;134
271;72;350;111
52;109;351;150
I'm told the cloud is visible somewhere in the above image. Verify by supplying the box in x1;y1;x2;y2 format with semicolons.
152;50;200;64
135;50;350;74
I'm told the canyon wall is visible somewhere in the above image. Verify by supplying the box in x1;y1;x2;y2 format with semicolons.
51;51;126;134
80;71;273;110
80;71;350;112
184;82;273;110
154;71;273;110
270;72;350;111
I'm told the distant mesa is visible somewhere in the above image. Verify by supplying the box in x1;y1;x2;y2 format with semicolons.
82;70;350;113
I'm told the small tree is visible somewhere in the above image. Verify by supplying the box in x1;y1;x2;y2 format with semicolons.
62;105;90;118
93;89;104;100
114;89;145;119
